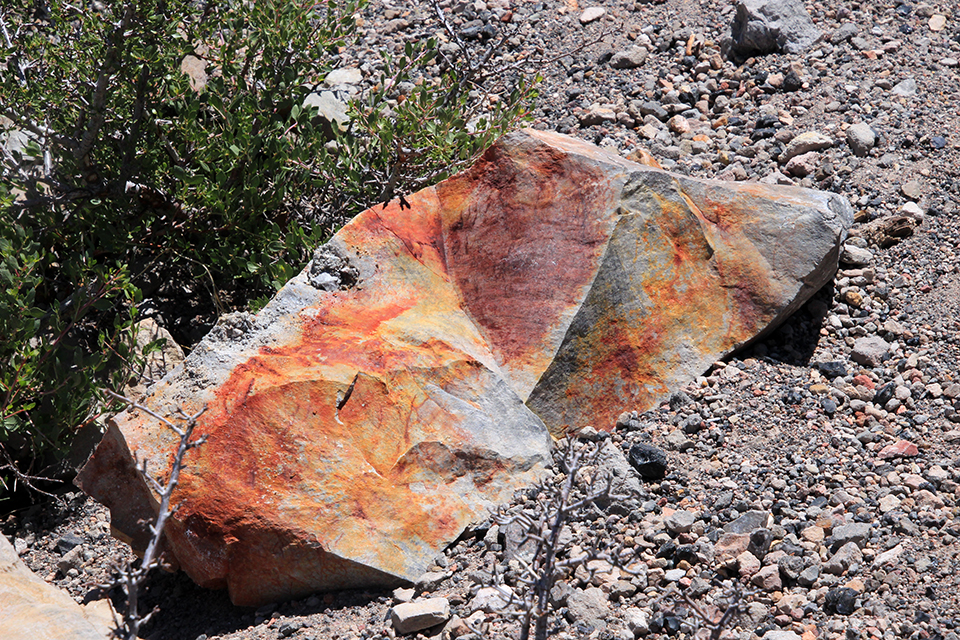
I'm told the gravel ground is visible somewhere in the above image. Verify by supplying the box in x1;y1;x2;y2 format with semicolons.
3;0;960;639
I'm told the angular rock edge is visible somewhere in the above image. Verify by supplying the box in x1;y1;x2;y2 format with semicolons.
78;129;852;607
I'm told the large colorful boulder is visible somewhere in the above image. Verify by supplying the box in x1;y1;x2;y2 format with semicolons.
78;129;852;606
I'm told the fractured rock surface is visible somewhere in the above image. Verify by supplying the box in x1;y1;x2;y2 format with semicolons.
78;129;851;606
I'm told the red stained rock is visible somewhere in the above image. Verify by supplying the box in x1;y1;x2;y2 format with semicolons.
877;439;920;459
78;130;852;606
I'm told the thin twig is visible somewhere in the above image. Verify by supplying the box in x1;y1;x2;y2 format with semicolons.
102;390;207;640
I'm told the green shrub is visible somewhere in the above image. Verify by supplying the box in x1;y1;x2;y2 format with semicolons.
0;0;537;495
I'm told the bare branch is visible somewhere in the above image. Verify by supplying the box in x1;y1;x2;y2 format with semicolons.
102;390;206;640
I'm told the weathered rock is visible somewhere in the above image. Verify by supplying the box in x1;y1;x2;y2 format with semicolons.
823;541;863;575
664;510;696;534
566;586;610;630
730;0;822;57
826;522;872;550
609;46;649;69
470;586;513;613
78;129;852;606
628;443;668;480
825;587;859;615
878;439;920;459
846;123;877;157
724;510;773;534
780;131;833;164
851;335;891;367
624;607;651;636
391;597;450;635
123;318;186;399
0;535;113;640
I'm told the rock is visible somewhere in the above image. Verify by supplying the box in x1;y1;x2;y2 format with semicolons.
748;528;774;559
597;441;643;499
609;46;649;69
830;23;859;44
851;336;890;367
393;587;415;603
663;429;694;451
891;77;917;96
827;522;872;549
628;443;668;480
824;587;859;615
663;510;696;534
724;510;773;534
784;151;820;177
123;318;186;400
180;54;207;92
752;564;782;591
901;180;923;200
580;7;606;24
715;533;751;562
79;129;852;606
0;535;113;640
874;543;904;565
415;571;448;592
798;564;820;587
667;115;692;134
878;440;920;459
823;542;863;575
324;67;362;86
730;0;822;57
56;532;84;555
57;546;83;575
631;100;668;122
878;494;901;513
816;361;848;378
303;91;349;134
737;550;761;577
873;382;896;407
664;568;686;582
765;632;801;640
624;607;650;636
840;244;874;266
846;123;876;157
778;555;804;582
929;14;947;31
579;105;618;127
470;586;513;613
566;586;610;630
780;131;833;164
391;597;451;635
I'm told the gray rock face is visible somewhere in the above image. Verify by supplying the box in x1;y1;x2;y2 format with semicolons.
730;0;822;57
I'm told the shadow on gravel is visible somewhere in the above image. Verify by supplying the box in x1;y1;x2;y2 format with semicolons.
738;281;835;367
138;569;390;640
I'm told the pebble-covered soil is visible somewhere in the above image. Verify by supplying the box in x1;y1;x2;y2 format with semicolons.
3;0;960;639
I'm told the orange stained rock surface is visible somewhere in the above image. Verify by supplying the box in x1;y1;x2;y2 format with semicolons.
147;190;524;603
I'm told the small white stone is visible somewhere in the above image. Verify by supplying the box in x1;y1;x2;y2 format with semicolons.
580;7;606;24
